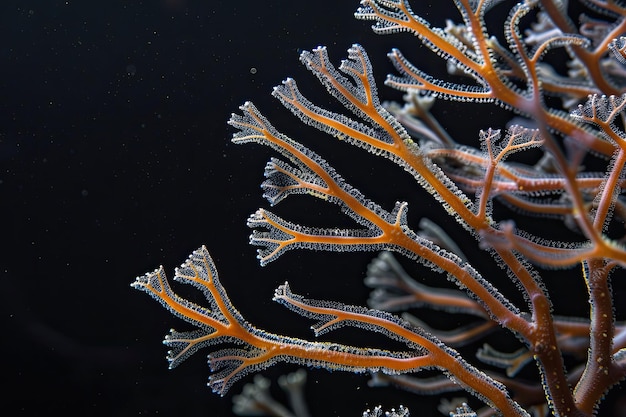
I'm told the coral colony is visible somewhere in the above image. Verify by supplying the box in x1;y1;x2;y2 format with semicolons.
132;0;626;416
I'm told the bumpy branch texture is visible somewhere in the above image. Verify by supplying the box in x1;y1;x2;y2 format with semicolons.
133;0;626;416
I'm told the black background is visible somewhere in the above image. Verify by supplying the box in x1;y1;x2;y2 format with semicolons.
1;0;625;416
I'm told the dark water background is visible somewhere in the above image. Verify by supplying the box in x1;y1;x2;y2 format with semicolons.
1;0;624;416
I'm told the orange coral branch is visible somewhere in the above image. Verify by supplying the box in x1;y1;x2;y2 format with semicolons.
134;0;626;415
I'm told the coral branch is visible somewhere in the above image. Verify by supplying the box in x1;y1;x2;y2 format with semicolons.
134;0;626;415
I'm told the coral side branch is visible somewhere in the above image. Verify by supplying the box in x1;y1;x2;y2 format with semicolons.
133;246;528;415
